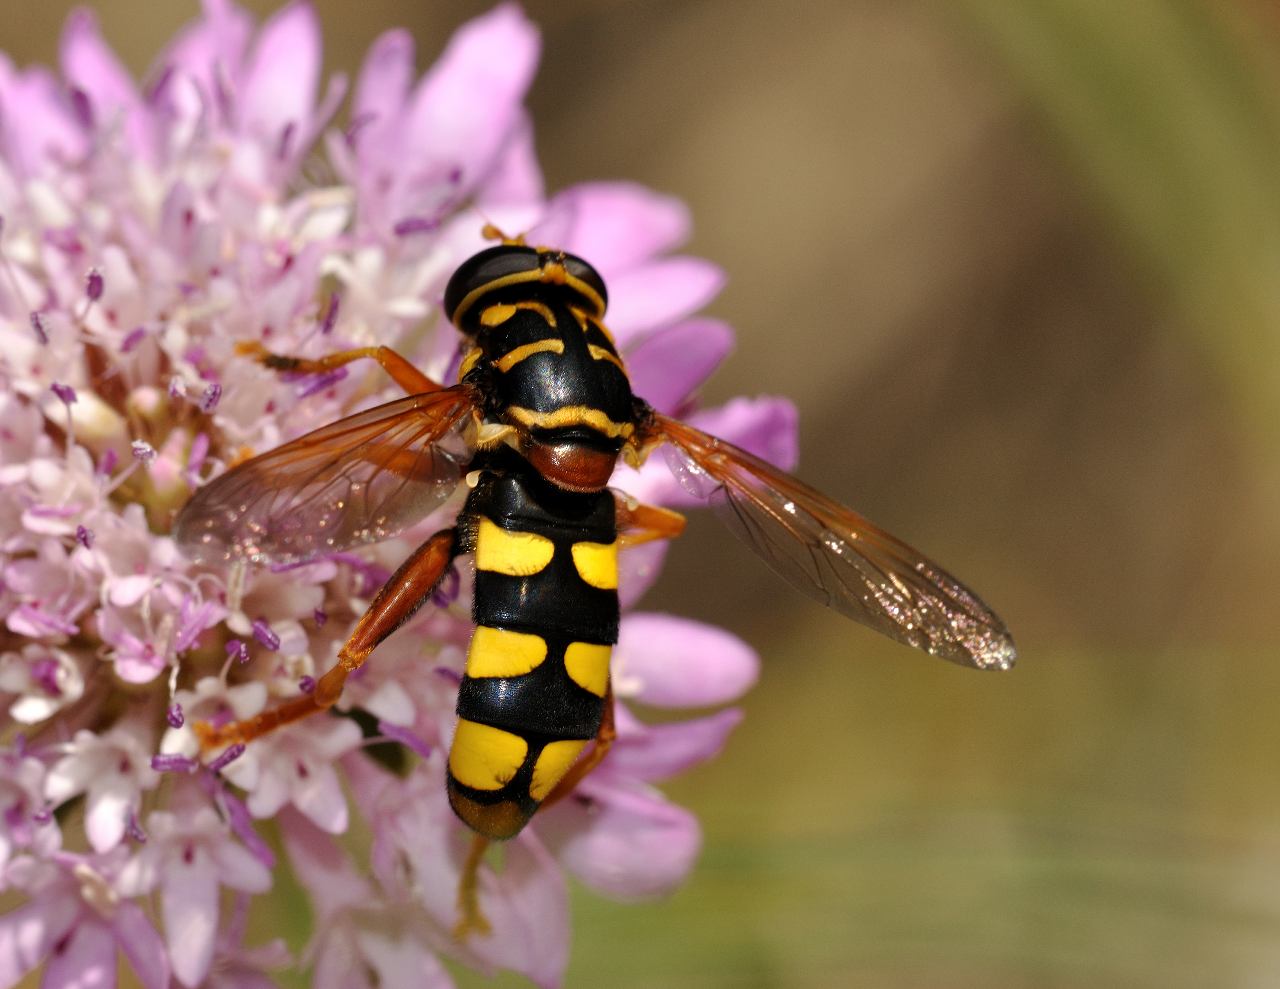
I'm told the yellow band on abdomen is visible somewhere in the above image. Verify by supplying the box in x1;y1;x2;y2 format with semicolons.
529;739;588;801
448;719;528;791
466;625;548;679
475;517;555;576
564;641;611;697
571;539;618;589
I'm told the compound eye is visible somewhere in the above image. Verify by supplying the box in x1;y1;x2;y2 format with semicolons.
444;245;540;330
560;254;608;316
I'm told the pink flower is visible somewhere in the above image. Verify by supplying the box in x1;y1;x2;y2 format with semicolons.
0;3;797;986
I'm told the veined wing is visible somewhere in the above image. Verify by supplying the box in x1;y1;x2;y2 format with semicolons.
175;386;477;565
655;414;1016;670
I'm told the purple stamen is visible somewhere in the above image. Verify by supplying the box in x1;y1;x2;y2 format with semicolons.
151;753;197;774
298;676;316;694
168;376;185;399
97;447;118;476
221;788;275;868
30;658;61;696
209;743;245;773
126;812;147;842
75;525;93;549
434;666;462;685
225;639;249;665
199;382;222;413
431;565;461;607
251;620;280;652
131;440;156;465
320;292;340;335
167;703;184;728
276;121;296;162
376;720;433;759
31;805;53;825
51;381;77;406
344;111;376;148
392;215;441;237
312;607;327;627
69;86;94;129
296;366;347;398
29;312;48;345
85;268;104;302
121;326;146;353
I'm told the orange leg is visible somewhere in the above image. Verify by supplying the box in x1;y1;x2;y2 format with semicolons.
453;685;617;941
615;497;686;548
196;529;457;751
235;341;441;394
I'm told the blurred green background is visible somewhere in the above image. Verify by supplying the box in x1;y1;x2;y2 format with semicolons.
11;1;1280;986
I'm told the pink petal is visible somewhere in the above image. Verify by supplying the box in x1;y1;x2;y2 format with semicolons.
161;0;253;101
541;779;700;899
85;774;134;852
475;113;544;207
0;61;84;177
209;839;272;894
279;807;371;917
624;317;734;413
403;3;539;194
616;613;758;707
352;29;414;159
537;183;690;273
59;9;153;159
161;846;219;987
111;902;171;989
40;917;114;989
605;257;725;343
0;892;78;984
355;930;453;989
616;539;669;609
608;706;744;781
238;1;321;144
291;760;349;834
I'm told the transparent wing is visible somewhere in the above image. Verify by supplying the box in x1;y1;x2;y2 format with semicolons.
175;387;477;565
655;414;1016;670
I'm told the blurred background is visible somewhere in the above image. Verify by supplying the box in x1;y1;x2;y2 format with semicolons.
10;1;1280;986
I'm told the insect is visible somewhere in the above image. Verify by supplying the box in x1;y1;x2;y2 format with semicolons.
174;230;1016;934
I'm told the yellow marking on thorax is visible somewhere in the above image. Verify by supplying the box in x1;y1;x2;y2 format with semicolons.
564;641;611;697
475;518;555;576
570;306;618;347
449;719;528;791
506;405;635;439
571;539;618;589
494;338;565;372
588;343;627;373
481;300;558;329
466;626;548;679
529;739;588;801
458;345;484;380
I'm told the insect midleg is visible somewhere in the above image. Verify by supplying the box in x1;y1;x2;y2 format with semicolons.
615;498;687;547
195;528;458;751
234;341;442;394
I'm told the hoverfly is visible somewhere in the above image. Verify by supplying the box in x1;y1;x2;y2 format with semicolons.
175;231;1015;934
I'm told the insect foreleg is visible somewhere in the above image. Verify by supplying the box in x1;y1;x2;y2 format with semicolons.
235;341;442;394
615;497;686;547
196;528;458;751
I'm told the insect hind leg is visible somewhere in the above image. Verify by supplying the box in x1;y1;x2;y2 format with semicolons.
196;528;458;752
235;341;441;394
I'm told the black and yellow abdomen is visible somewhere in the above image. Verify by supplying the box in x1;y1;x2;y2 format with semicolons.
447;452;618;839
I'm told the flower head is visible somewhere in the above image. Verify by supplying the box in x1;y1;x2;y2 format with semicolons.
0;3;797;986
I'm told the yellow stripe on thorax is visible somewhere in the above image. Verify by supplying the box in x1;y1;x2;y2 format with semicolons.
466;625;548;678
571;539;618;589
475;518;555;576
587;343;626;373
481;300;559;329
494;338;565;372
506;405;634;440
449;719;528;791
